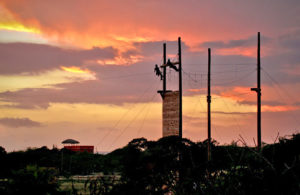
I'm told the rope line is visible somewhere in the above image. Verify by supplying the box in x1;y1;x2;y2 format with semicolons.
97;79;160;148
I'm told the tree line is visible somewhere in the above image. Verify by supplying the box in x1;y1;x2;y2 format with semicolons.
0;133;299;194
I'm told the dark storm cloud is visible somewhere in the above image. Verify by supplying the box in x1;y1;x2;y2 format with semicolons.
0;117;41;128
0;42;117;74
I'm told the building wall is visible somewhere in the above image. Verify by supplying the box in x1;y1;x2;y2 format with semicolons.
163;91;179;137
64;145;94;153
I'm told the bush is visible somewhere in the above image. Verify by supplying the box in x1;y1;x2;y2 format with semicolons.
5;165;60;195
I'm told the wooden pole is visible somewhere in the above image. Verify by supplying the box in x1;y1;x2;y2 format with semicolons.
178;37;182;139
257;32;262;150
207;48;211;161
163;43;166;96
251;32;262;151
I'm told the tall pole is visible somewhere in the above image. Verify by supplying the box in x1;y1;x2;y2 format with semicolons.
257;32;261;150
163;43;167;95
178;37;182;139
251;32;262;151
207;48;211;161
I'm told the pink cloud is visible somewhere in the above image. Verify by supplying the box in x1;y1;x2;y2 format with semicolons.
0;117;41;128
0;42;117;74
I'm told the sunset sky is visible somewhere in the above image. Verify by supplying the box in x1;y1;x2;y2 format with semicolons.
0;0;299;152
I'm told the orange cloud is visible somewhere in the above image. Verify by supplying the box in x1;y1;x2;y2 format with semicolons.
61;66;91;74
97;55;144;66
187;89;202;93
0;0;262;52
262;105;299;112
216;47;257;57
0;22;40;33
0;4;39;34
220;86;253;102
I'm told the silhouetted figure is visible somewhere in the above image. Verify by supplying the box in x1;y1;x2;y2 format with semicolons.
154;64;163;80
167;59;178;71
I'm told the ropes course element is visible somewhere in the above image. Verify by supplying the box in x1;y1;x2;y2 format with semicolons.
212;69;256;85
262;68;300;127
108;91;158;150
136;95;157;138
97;79;160;148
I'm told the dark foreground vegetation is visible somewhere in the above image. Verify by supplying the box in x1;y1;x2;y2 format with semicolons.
0;133;299;194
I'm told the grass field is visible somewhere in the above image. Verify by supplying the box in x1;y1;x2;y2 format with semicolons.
58;173;121;194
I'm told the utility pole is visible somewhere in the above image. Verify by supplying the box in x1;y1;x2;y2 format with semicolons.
163;43;167;95
251;32;262;151
178;37;182;139
207;48;211;161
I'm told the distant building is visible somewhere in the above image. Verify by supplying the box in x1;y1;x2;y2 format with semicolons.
62;139;94;153
63;145;94;153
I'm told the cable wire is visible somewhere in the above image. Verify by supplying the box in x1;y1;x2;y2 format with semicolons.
108;91;158;150
262;68;300;127
97;79;160;148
